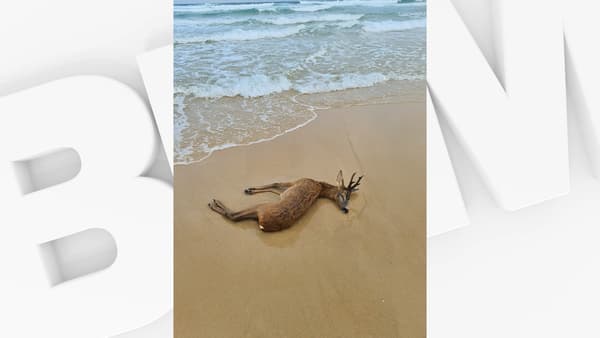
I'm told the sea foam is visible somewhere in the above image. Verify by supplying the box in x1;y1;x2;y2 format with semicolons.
177;74;293;98
291;1;336;12
362;19;425;32
294;73;390;94
176;25;305;43
257;13;363;25
177;72;400;99
175;2;276;14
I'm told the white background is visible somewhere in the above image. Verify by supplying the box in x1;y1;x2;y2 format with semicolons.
0;0;173;337
429;0;600;337
2;0;599;337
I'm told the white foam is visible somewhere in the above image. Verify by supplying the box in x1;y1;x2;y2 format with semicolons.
174;94;195;161
176;74;292;98
177;16;249;26
291;2;336;12
330;20;361;28
174;2;276;14
294;72;389;94
179;13;363;27
175;72;417;99
175;24;305;43
298;0;401;8
304;46;327;64
362;19;426;33
257;13;363;25
175;108;319;166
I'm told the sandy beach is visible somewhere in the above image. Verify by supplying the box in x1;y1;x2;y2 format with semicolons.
174;97;425;337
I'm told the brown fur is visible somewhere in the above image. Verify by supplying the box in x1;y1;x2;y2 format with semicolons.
208;170;362;232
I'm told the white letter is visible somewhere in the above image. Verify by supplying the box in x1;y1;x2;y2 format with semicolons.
428;0;568;210
0;76;172;337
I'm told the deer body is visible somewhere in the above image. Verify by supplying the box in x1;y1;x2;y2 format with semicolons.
208;171;362;232
257;178;323;231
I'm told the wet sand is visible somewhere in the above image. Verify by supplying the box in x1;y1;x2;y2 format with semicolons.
175;99;425;337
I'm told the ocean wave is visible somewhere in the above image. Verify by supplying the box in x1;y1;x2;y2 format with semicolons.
327;20;361;28
175;25;305;43
178;13;363;27
176;72;404;99
174;2;277;14
291;2;335;12
176;16;250;26
176;74;293;98
397;1;426;6
175;0;417;18
299;0;401;8
294;72;390;94
362;19;425;32
288;0;418;12
257;13;363;25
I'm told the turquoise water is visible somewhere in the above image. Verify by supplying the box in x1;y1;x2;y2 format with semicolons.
174;0;426;163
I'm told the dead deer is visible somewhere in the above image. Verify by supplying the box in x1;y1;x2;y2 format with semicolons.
208;170;363;232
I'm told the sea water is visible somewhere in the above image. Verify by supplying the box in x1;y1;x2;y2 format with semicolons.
174;0;426;164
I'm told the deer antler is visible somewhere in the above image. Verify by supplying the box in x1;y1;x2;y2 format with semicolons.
344;172;363;199
347;173;363;191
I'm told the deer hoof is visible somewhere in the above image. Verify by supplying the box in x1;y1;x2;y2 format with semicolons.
209;199;227;215
244;188;253;195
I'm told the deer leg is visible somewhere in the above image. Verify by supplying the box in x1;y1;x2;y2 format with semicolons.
244;182;292;195
208;199;232;216
246;188;282;195
208;199;260;222
229;207;259;221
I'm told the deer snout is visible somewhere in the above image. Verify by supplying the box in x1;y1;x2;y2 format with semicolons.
342;207;349;213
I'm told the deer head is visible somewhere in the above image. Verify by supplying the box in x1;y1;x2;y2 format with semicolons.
335;170;363;213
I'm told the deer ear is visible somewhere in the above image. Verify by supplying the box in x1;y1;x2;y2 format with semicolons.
337;170;344;187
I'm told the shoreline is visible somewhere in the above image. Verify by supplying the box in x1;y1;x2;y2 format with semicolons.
173;107;318;166
175;79;425;166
